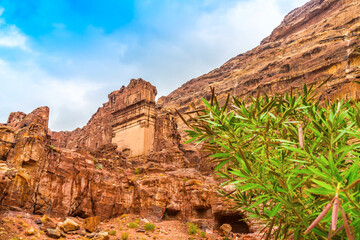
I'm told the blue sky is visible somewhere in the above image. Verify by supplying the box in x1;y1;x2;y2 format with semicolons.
0;0;308;131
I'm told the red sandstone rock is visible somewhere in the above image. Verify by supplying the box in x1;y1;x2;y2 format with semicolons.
2;1;359;238
6;112;26;129
219;223;232;237
50;78;157;153
0;105;236;229
0;125;14;161
83;216;101;233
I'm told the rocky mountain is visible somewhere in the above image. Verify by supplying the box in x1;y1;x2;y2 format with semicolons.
159;0;360;115
1;80;252;239
1;0;360;239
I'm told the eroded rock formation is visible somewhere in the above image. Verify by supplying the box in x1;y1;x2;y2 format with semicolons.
110;79;157;157
2;0;360;238
0;80;243;235
51;79;173;158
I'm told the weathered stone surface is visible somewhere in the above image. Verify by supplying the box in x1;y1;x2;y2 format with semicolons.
6;107;49;168
0;105;233;225
219;223;232;237
50;78;157;157
0;126;14;160
83;216;101;233
6;111;26;129
111;79;157;157
25;227;35;236
46;228;62;239
60;218;80;232
2;1;359;237
93;231;109;240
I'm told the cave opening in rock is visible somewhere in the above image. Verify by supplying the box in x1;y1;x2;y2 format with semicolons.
163;208;181;220
214;213;251;234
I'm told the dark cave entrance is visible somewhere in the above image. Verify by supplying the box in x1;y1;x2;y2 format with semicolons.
214;213;251;234
163;208;181;220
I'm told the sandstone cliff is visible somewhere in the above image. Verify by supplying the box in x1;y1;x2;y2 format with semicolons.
1;0;360;238
1;105;248;234
159;0;360;116
0;78;244;234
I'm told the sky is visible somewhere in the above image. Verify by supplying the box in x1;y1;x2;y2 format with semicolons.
0;0;308;131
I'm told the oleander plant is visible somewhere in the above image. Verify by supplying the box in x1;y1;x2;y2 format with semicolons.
179;82;360;239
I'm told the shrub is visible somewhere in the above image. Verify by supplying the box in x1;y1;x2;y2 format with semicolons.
128;222;138;229
187;222;198;235
108;230;116;236
121;232;129;240
180;83;360;239
134;168;140;174
95;163;103;170
144;223;155;231
200;231;206;238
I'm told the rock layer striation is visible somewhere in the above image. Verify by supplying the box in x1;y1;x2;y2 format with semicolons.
1;0;360;237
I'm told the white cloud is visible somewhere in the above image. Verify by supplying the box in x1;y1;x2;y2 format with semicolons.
0;58;104;131
0;8;28;50
0;0;311;131
130;0;302;98
191;0;284;52
0;25;27;49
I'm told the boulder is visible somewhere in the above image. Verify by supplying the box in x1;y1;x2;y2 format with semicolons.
46;228;62;239
93;231;109;240
60;218;80;232
83;216;101;233
25;228;35;235
219;223;232;237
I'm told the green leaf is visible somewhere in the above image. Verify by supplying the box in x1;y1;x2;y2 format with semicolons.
202;98;211;109
311;179;334;190
312;227;328;238
306;188;334;195
269;203;282;217
210;152;230;158
214;160;230;171
238;183;263;191
249;197;269;208
185;136;199;144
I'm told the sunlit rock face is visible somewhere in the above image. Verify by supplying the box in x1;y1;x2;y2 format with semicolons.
1;0;360;235
0;80;237;230
50;79;156;158
110;79;157;158
159;0;360;136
